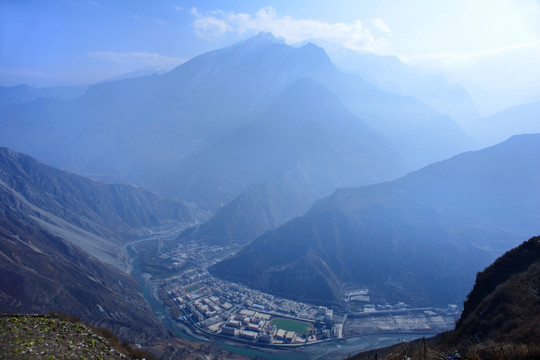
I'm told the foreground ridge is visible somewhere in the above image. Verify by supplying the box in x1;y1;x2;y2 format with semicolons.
0;312;156;359
348;236;540;360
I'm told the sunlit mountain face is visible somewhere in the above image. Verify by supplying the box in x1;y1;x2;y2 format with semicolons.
2;2;539;359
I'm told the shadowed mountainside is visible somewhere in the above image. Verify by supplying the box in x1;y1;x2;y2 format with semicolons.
180;77;404;244
350;236;540;360
451;236;540;344
211;134;540;306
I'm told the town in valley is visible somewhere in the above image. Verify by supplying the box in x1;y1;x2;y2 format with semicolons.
135;232;460;349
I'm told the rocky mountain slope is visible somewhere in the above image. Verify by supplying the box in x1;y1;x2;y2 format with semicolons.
0;147;193;267
0;313;157;359
0;214;170;344
0;148;192;343
350;236;540;360
450;236;540;344
211;134;540;306
0;148;244;358
0;313;245;360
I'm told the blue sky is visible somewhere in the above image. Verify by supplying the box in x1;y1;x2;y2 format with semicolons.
1;0;539;112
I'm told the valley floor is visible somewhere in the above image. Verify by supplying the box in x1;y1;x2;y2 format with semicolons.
126;228;460;358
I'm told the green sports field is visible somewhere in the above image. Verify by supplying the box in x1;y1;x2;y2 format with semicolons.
184;284;202;293
269;318;314;334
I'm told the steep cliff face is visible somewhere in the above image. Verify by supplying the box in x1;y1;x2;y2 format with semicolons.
0;215;171;345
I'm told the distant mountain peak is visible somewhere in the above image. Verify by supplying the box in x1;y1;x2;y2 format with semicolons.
253;31;281;42
298;42;332;63
235;31;284;48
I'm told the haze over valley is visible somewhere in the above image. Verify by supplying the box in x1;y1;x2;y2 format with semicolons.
1;1;539;359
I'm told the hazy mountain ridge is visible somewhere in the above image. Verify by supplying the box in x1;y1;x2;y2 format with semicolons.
0;147;193;232
171;34;473;243
0;84;87;109
186;169;321;244
471;99;540;147
323;73;473;168
0;34;475;252
211;134;540;306
329;48;479;131
0;34;332;201
0;33;472;208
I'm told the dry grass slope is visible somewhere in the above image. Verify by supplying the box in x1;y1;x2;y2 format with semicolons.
0;312;157;360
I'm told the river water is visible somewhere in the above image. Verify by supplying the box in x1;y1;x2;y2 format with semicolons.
219;332;436;360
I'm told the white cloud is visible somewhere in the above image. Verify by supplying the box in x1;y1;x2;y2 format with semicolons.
88;51;186;69
190;7;389;53
191;8;231;38
372;18;391;34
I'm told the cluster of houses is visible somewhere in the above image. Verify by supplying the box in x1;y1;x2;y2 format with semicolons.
220;311;303;343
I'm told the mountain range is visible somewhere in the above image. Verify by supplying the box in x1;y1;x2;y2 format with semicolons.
329;47;479;132
0;33;472;209
0;84;87;109
0;30;539;359
0;32;482;249
210;133;540;306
